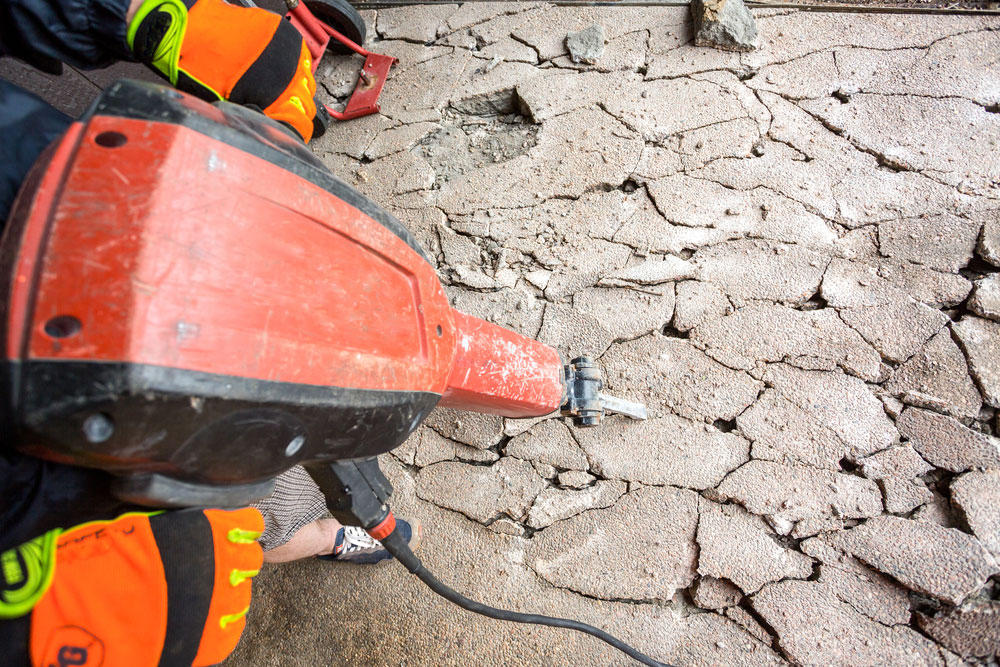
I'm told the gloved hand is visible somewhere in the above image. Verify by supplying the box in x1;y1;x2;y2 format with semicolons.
0;508;263;667
126;0;323;142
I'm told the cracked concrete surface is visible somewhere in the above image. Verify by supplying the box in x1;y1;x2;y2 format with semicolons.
228;5;1000;666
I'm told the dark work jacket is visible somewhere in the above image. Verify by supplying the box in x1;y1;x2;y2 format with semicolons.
1;0;137;549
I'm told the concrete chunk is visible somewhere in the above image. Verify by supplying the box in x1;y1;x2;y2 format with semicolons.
697;501;814;594
897;407;1000;473
968;273;1000;321
952;316;1000;408
673;281;733;332
691;303;882;381
716;460;883;534
424;407;504;450
573;413;749;489
693;239;829;306
751;580;946;666
859;445;934;514
877;213;981;272
525;480;626;529
840;299;948;364
565;24;605;64
601;335;763;422
504;419;589;471
691;576;743;610
917;602;1000;659
951;470;1000;557
821;515;999;604
692;0;759;52
527;486;699;601
885;329;983;419
415;458;545;524
979;214;1000;266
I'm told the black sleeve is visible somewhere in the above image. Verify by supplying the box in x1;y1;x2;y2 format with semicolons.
0;0;135;72
0;81;74;223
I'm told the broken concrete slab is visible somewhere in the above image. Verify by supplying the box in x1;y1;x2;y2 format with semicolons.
885;329;983;419
423;407;505;450
716;460;883;536
820;515;999;605
692;0;759;52
693;239;830;307
415;457;545;524
692;576;743;610
690;302;882;381
951;470;1000;557
503;419;589;471
952;316;1000;409
598;256;699;287
573;413;749;489
917;602;1000;660
897;407;1000;473
763;365;899;462
877;213;982;273
697;500;814;594
600;335;764;423
800;537;912;626
969;273;1000;322
737;390;858;469
525;480;626;529
565;24;605;64
751;579;946;666
840;298;949;364
979;213;1000;266
821;257;972;310
376;4;459;43
673;281;733;332
557;470;594;489
536;285;674;359
859;446;934;514
527;486;699;601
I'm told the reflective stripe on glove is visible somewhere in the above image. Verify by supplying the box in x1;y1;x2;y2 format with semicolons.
126;0;322;142
0;508;263;667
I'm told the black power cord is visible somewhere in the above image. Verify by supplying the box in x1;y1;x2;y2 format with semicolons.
380;525;675;667
309;459;675;667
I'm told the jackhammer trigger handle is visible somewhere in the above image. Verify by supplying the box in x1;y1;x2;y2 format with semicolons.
305;457;393;528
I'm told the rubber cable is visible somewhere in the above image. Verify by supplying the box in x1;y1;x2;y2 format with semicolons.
380;529;675;667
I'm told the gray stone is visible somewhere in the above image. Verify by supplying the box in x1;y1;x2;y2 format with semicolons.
557;470;595;489
751;580;945;666
693;239;829;307
691;303;882;381
952;316;1000;408
859;446;934;514
600;335;764;423
673;281;733;332
969;273;1000;321
897;407;1000;473
527;486;699;601
885;329;983;419
980;214;1000;266
692;0;759;52
716;460;883;535
951;470;1000;557
691;576;743;610
917;602;1000;659
565;24;605;64
573;413;749;489
800;537;912;626
820;515;999;604
840;299;949;364
697;501;814;594
504;419;589;471
415;458;545;524
525;480;626;529
762;365;898;462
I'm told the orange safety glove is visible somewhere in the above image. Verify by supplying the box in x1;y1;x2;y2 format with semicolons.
0;508;264;667
126;0;323;142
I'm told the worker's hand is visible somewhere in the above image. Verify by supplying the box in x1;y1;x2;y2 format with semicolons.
0;508;263;667
126;0;323;142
